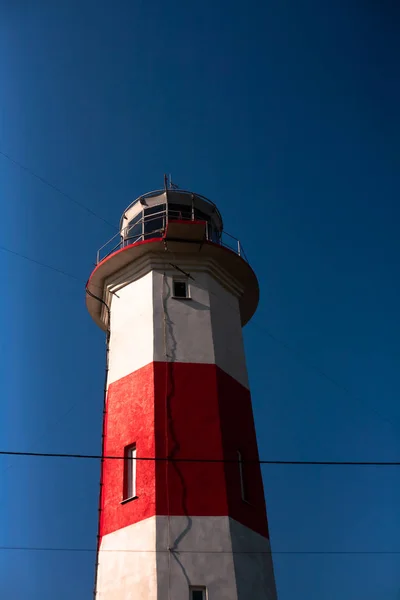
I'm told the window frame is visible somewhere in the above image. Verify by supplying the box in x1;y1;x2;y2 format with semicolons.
189;586;207;600
172;278;190;299
122;443;137;502
237;450;248;503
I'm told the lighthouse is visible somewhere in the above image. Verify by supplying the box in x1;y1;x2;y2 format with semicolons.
86;182;277;600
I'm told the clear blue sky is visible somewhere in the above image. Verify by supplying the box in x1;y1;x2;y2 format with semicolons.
0;1;399;598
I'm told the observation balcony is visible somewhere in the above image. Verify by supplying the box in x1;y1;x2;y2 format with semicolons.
96;189;248;264
87;188;258;330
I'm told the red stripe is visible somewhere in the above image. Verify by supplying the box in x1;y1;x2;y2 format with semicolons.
100;362;269;539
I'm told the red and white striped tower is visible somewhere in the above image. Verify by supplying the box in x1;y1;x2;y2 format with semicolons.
86;184;277;600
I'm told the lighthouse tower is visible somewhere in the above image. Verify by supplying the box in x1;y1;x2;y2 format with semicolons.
86;183;277;600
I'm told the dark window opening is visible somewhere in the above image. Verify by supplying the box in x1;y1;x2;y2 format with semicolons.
168;202;192;221
206;223;221;243
123;444;137;500
194;208;221;242
143;216;165;237
194;208;208;221
190;587;206;600
125;213;142;243
144;205;165;236
173;280;189;299
144;204;166;216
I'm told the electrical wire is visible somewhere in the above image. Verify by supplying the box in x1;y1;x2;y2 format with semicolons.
0;243;105;294
85;288;111;600
0;244;82;282
0;398;84;505
0;252;105;506
161;273;173;600
0;449;399;466
161;270;194;596
0;149;117;229
0;545;400;555
2;239;400;578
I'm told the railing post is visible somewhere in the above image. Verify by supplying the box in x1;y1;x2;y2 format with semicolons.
165;190;169;233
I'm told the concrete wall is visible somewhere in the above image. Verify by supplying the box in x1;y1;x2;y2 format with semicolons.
152;269;215;366
107;266;248;388
229;518;277;600
97;516;276;600
97;517;158;600
156;516;238;600
108;271;154;385
101;361;269;540
98;259;277;599
208;274;249;389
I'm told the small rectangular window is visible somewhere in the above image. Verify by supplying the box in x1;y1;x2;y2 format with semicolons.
190;587;206;600
173;279;189;299
237;450;247;502
124;444;137;500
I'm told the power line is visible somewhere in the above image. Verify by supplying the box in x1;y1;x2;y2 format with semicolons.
0;398;86;504
0;545;399;555
0;243;105;294
0;244;81;282
0;449;399;466
0;149;117;229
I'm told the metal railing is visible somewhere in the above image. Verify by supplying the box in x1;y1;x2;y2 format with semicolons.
96;209;248;264
119;188;224;231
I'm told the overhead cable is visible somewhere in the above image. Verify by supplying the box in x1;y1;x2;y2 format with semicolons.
0;545;399;555
0;449;399;466
0;149;117;229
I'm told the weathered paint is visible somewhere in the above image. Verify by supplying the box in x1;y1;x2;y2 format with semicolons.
97;516;277;600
